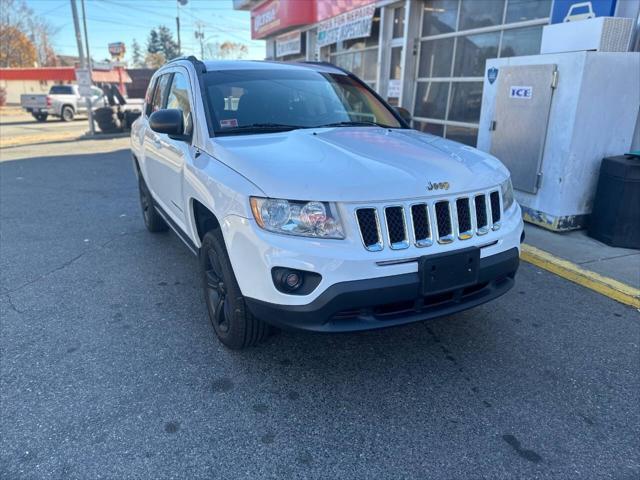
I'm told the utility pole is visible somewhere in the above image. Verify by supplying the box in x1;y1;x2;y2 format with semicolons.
80;0;95;135
195;22;204;59
70;0;94;135
176;0;188;55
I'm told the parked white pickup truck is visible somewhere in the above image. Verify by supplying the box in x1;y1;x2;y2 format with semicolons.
20;84;105;122
131;57;523;349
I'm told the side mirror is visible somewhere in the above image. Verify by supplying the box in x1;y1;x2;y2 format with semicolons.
394;106;412;125
149;108;190;141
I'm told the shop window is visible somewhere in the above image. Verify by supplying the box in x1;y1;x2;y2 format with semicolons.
447;81;483;123
392;6;405;39
500;26;543;58
389;47;402;80
418;38;454;78
458;0;505;31
445;125;478;147
413;120;444;137
453;31;499;77
422;0;459;37
363;49;378;81
413;81;449;120
505;0;551;23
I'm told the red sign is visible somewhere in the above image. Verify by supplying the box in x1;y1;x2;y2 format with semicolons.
251;0;316;39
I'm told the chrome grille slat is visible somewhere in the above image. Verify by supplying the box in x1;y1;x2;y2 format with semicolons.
355;208;383;251
410;203;432;247
384;206;409;250
490;191;501;231
456;197;473;240
474;194;489;235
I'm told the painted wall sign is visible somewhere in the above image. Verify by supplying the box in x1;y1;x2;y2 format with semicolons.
509;86;533;99
316;4;375;47
276;30;302;57
551;0;617;24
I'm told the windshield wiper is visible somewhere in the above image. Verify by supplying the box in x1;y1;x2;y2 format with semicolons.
217;123;308;134
316;121;391;128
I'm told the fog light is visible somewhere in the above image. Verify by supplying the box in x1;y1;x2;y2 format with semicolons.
271;267;322;295
284;272;302;290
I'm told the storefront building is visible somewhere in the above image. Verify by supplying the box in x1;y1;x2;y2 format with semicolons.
235;0;639;147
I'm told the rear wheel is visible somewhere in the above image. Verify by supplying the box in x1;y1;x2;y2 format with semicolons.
32;113;48;122
200;229;270;349
138;175;168;233
60;105;74;122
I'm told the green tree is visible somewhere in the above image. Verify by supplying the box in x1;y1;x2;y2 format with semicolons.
157;25;179;60
147;26;179;61
131;38;143;67
147;28;162;54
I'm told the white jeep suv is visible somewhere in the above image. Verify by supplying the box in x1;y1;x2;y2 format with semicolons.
131;57;523;349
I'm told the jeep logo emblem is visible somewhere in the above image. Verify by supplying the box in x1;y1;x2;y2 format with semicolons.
427;182;449;191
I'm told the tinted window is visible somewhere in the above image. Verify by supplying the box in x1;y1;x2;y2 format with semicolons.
422;0;458;36
49;85;73;95
151;74;171;113
166;72;192;134
204;68;401;135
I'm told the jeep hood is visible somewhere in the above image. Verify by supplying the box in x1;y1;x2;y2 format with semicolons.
206;128;509;202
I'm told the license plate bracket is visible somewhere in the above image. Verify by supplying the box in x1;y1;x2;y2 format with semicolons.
419;247;480;296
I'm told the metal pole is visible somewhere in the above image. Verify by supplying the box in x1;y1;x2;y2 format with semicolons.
176;0;181;55
70;0;94;135
80;0;95;135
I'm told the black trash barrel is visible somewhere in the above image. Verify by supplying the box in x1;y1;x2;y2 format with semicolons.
588;154;640;249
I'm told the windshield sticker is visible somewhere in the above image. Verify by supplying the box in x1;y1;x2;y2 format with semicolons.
220;119;238;128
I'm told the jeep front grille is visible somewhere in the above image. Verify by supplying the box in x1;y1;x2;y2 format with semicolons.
355;189;501;251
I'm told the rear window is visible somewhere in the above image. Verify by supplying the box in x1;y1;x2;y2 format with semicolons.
49;85;74;95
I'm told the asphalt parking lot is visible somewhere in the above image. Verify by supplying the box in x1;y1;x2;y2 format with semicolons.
1;139;639;480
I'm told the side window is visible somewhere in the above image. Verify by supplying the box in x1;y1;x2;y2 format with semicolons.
166;72;192;134
150;74;171;114
144;78;156;117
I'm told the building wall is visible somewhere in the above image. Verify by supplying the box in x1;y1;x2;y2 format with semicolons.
0;79;71;105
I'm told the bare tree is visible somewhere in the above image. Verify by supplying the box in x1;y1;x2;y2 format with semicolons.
204;41;249;60
0;0;60;66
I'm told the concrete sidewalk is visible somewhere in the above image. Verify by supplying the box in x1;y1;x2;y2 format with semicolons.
523;224;639;288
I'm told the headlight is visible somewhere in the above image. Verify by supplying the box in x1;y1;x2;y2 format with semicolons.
250;197;345;239
500;177;515;212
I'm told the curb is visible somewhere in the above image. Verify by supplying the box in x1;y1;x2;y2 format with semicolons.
520;244;640;309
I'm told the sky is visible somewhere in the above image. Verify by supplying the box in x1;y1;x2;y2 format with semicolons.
26;0;265;63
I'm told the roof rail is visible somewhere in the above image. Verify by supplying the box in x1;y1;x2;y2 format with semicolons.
167;55;206;73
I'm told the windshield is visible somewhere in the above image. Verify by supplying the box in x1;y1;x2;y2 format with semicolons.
203;68;403;135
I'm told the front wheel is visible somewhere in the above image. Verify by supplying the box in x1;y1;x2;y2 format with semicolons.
138;176;168;233
200;230;270;349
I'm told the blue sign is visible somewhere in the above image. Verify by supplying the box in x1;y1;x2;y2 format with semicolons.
487;67;498;84
551;0;617;24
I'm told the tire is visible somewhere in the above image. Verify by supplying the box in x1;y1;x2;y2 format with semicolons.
32;113;48;122
200;229;270;349
60;105;74;122
138;175;168;233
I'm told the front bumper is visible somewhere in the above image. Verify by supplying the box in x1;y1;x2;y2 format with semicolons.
246;247;519;332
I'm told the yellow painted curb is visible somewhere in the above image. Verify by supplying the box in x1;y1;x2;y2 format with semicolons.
521;244;640;309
